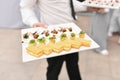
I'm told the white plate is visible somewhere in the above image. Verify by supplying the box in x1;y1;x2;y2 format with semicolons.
80;1;120;9
21;23;99;62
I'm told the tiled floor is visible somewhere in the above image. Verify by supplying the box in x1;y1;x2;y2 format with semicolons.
0;16;120;80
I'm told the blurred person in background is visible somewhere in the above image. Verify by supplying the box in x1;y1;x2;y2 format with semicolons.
108;8;120;37
108;8;120;45
88;7;110;55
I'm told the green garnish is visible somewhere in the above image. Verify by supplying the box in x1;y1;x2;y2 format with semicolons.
60;33;67;38
45;33;50;37
71;33;75;37
80;31;85;34
29;39;35;44
49;37;56;40
37;37;46;43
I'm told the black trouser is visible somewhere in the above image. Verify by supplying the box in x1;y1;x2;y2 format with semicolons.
46;52;82;80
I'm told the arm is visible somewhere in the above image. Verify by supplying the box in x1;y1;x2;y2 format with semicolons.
98;8;109;13
87;7;109;13
20;0;46;28
87;7;99;12
73;0;109;13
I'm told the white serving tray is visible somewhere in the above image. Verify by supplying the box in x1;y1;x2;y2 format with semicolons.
80;0;120;9
21;23;99;62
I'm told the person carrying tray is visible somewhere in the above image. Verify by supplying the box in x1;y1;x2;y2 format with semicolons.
20;0;87;80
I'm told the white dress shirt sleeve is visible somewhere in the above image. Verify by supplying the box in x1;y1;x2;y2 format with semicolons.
20;0;39;27
73;0;87;12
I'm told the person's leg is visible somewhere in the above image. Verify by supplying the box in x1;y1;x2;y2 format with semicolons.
117;11;120;45
46;56;64;80
89;12;109;55
65;52;82;80
108;10;118;36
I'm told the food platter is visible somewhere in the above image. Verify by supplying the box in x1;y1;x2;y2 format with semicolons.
21;23;99;62
80;0;120;9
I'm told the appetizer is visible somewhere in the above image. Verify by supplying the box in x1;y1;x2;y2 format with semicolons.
82;40;91;47
44;30;50;37
62;39;72;51
43;45;53;55
71;40;81;49
68;27;72;32
23;26;92;58
33;31;39;39
51;29;58;34
79;31;85;38
60;33;67;41
37;37;46;44
53;42;64;53
49;36;56;43
29;39;36;46
26;44;44;57
61;28;67;32
70;33;76;40
23;33;29;39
